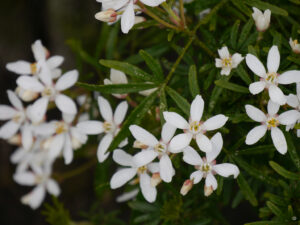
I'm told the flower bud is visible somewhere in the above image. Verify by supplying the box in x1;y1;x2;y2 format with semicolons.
16;86;39;102
204;185;214;197
95;9;117;23
8;134;22;146
180;179;193;196
289;38;300;54
151;173;162;187
252;7;271;32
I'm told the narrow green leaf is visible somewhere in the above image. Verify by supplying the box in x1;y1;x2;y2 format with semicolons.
231;0;252;16
289;0;300;4
269;161;300;180
245;221;290;225
215;80;249;93
245;0;289;16
230;20;241;49
266;201;282;217
264;193;287;207
77;82;157;94
287;56;300;66
236;145;275;155
286;132;300;170
106;24;119;59
100;59;157;82
271;30;282;49
237;20;253;49
188;65;200;98
159;88;168;125
237;173;258;206
204;69;216;91
107;90;159;152
128;201;158;213
132;20;159;30
166;86;190;116
235;65;252;85
208;86;223;114
139;50;164;81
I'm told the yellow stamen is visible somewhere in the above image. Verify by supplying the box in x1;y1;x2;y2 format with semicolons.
30;63;38;74
266;72;277;83
267;118;279;128
55;122;67;134
222;58;232;67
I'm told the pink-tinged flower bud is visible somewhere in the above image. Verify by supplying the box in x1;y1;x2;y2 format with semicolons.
252;7;271;32
95;9;117;23
204;185;214;197
133;140;148;149
151;173;162;187
180;179;193;196
289;38;300;54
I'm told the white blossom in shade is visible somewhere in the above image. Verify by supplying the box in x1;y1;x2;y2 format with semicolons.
289;38;300;54
129;123;176;182
246;45;300;105
252;7;271;32
181;133;239;196
245;100;300;154
13;162;60;210
163;95;228;153
6;40;63;79
215;46;244;76
17;69;79;115
104;69;129;99
110;149;159;203
286;83;300;137
116;188;139;202
35;113;87;164
77;96;128;162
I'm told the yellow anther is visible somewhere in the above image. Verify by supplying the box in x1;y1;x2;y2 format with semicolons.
201;163;211;172
55;122;67;134
267;118;279;128
30;63;38;74
103;121;112;132
266;72;277;83
137;166;147;174
222;58;232;67
190;121;201;133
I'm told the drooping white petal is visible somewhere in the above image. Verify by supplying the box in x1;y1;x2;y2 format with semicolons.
267;46;280;73
221;67;231;76
46;179;61;196
231;53;244;68
7;90;23;110
116;188;139;202
159;155;174;183
205;173;218;190
31;40;46;61
268;85;286;105
203;115;228;131
245;54;266;78
278;70;300;84
183;146;203;165
55;94;77;115
278;110;300;125
6;61;31;75
129;125;158;146
245;125;267;145
267;100;280;116
196;134;212;153
139;173;157;203
114;101;128;125
13;172;36;185
21;185;46;209
121;1;135;34
49;134;65;160
0;105;17;120
245;105;266;122
77;121;104;135
17;76;45;92
110;168;137;189
133;149;158;168
38;62;53;86
63;134;73;165
218;46;230;59
0;121;21;139
215;58;222;68
97;133;113;163
213;163;240;178
163;112;189;129
190;95;204;122
113;149;134;167
287;94;299;108
55;70;79;91
47;56;64;69
161;123;176;143
169;133;193;153
206;132;223;162
98;96;113;122
27;97;48;123
249;81;266;95
271;127;287;154
190;171;203;184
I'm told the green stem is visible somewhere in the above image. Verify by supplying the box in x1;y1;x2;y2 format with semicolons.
193;37;216;58
179;0;186;28
161;2;181;25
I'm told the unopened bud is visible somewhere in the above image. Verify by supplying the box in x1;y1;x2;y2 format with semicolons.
151;173;162;187
133;140;148;149
289;38;300;54
8;134;22;146
16;87;39;102
204;185;214;197
95;9;117;23
252;7;271;32
180;179;193;196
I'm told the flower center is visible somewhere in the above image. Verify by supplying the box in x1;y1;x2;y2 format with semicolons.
30;63;38;74
267;117;279;128
222;58;232;68
13;113;24;123
201;163;212;173
55;122;68;134
154;142;167;153
189;121;202;134
42;86;55;98
103;121;115;133
293;39;298;45
265;72;278;84
137;166;147;175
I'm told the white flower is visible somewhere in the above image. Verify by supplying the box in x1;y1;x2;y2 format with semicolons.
215;46;244;76
246;45;300;105
182;133;239;196
13;163;60;209
289;38;300;54
163;95;228;153
245;100;300;154
116;188;139;202
286;83;300;137
17;69;79;115
129;123;176;182
252;7;271;32
77;96;128;162
110;149;159;202
104;69;128;98
35;113;87;164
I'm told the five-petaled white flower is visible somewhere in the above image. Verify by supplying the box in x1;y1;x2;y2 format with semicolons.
181;133;239;196
104;69;128;99
252;7;271;32
286;83;300;137
289;38;300;54
245;100;300;154
129;123;176;182
110;149;159;202
215;46;244;76
163;95;228;153
77;96;128;162
246;45;300;105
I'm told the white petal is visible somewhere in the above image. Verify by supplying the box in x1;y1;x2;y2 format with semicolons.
139;173;157;203
147;162;160;173
245;125;267;145
110;69;128;84
269;85;286;105
113;149;133;167
190;95;204;122
190;171;203;184
55;70;79;91
221;67;231;76
133;149;158;167
161;123;176;143
0;105;17;120
267;46;280;73
16;76;44;92
245;54;266;78
46;179;61;196
203;114;228;131
97;134;113;162
140;0;165;7
215;58;222;68
55;94;77;115
6;61;31;75
114;101;128;125
169;133;193;153
249;81;266;95
206;132;223;162
278;110;300;125
7;90;23;110
110;168;137;189
213;163;240;178
183;146;203;165
34;123;56;136
245;105;266;122
163;112;189;129
287;94;299;108
129;125;158;146
98;96;113;122
77;121;104;135
27;97;48;123
218;46;230;59
21;185;45;209
31;40;46;61
159;155;174;183
196;134;212;153
38;62;53;86
271;127;287;154
63;135;73;164
62;113;75;124
205;173;218;190
116;188;139;202
21;124;33;150
47;56;64;69
231;53;244;68
49;134;65;160
13;172;36;185
267;100;280;116
0;121;21;139
278;71;300;84
121;1;135;34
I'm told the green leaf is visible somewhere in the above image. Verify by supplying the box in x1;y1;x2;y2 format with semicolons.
166;86;191;116
208;86;223;114
231;0;252;16
159;88;168;125
287;56;300;66
204;69;216;90
269;161;300;180
230;20;241;49
235;65;252;85
77;82;157;94
214;80;249;93
107;90;159;152
236;145;275;155
245;0;289;16
188;65;200;98
286;132;300;170
106;24;119;59
237;173;258;206
128;201;158;213
100;60;158;82
266;201;282;217
139;50;164;81
245;221;290;225
264;193;287;207
237;20;253;49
